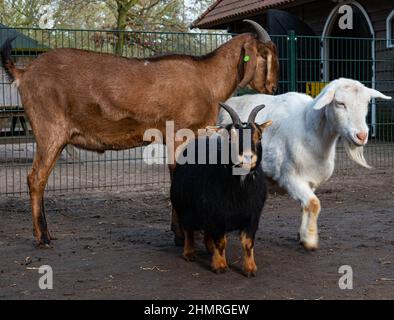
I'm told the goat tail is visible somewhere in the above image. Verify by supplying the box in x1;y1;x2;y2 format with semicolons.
1;37;24;83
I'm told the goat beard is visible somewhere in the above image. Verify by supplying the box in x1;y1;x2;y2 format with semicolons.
342;139;372;169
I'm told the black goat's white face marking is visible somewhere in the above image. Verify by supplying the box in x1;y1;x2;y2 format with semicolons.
168;103;272;174
230;123;262;174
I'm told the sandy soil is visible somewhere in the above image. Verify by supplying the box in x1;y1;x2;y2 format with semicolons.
0;168;393;300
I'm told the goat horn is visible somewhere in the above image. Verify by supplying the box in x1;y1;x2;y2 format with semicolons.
219;102;242;125
243;19;271;43
248;104;266;123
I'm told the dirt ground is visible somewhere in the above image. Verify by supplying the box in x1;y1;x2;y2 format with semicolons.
0;168;393;300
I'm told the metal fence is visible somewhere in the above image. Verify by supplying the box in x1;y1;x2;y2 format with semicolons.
0;27;393;196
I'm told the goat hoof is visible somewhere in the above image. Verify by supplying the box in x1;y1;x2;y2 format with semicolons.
35;233;52;249
303;244;318;251
36;242;52;249
243;270;257;278
174;235;184;247
243;264;257;278
183;253;196;262
302;240;319;251
213;266;227;274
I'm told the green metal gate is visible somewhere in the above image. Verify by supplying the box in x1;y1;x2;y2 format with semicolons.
285;32;394;169
0;27;393;196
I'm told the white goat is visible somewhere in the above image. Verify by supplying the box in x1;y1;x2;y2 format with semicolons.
218;78;391;250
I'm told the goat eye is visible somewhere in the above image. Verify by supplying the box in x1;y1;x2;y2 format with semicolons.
336;102;346;109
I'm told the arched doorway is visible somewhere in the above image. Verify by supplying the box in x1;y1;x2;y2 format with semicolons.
322;1;374;82
321;1;376;134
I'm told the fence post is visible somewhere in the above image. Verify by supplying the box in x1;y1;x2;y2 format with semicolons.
288;30;297;91
371;37;377;138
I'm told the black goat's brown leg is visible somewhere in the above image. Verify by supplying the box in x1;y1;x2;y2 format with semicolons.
204;233;214;254
168;163;184;246
171;208;184;246
28;142;64;247
183;229;195;261
211;234;228;274
240;231;257;277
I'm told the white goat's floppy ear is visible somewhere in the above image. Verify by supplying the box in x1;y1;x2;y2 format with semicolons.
312;84;336;110
367;88;392;100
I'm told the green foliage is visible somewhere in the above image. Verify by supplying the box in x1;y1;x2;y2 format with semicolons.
0;0;216;31
0;0;52;27
0;0;220;57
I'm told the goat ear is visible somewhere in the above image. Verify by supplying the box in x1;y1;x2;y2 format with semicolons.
312;85;336;110
258;120;273;131
238;41;258;88
264;43;277;86
206;125;222;132
367;88;392;100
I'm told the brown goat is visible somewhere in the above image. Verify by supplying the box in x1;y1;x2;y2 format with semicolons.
0;21;279;247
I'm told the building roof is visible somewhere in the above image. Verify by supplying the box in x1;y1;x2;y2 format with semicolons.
0;24;47;54
192;0;296;29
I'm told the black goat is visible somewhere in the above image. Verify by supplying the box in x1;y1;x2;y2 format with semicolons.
170;103;272;277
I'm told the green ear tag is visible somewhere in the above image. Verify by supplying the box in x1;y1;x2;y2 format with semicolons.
243;55;250;62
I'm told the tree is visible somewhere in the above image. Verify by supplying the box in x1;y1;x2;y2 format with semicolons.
124;0;185;31
0;0;51;27
184;0;214;26
51;0;113;29
106;0;137;54
0;0;216;31
108;0;188;54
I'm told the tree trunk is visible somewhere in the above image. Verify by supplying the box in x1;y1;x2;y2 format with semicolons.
115;0;138;56
115;4;128;55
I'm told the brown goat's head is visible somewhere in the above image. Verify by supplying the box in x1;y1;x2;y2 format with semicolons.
239;20;279;95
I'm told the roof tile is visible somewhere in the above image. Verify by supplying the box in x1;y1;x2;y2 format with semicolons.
192;0;295;28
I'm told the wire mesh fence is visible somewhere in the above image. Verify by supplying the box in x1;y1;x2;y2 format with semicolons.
0;27;393;196
291;34;394;171
0;27;232;196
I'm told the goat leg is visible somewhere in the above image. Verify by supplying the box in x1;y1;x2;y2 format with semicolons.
182;229;196;262
300;197;321;251
40;198;57;241
28;141;65;248
211;235;228;274
204;233;215;254
240;231;257;277
170;208;184;246
168;163;184;246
